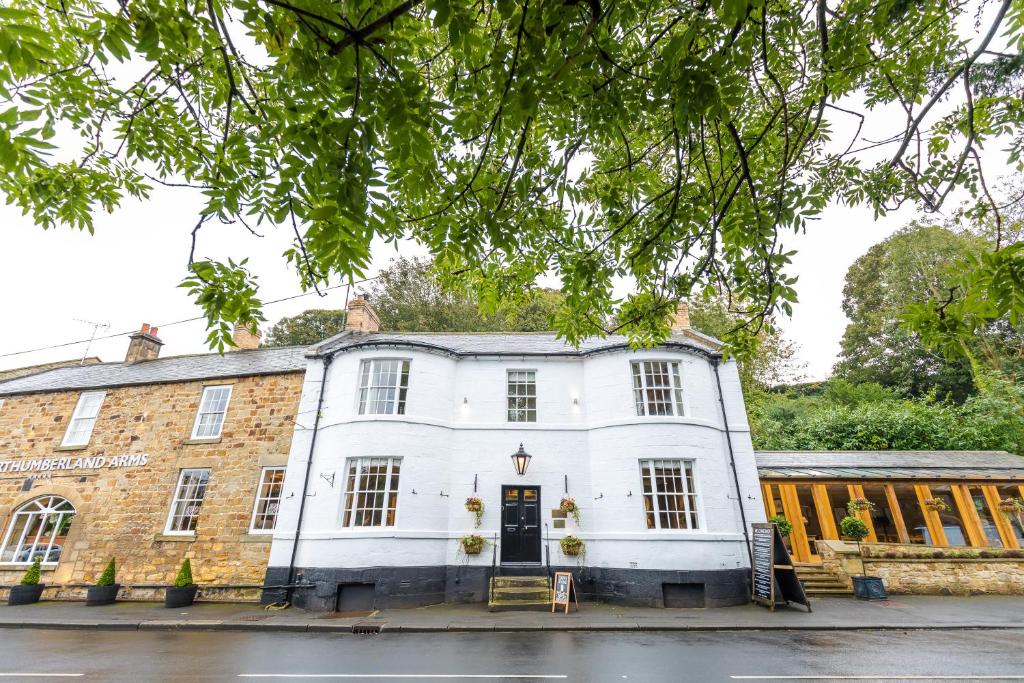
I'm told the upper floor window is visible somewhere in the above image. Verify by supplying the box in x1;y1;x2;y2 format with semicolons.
357;359;410;415
61;391;105;447
250;466;286;533
165;468;211;534
639;459;699;529
342;457;402;527
631;361;683;416
191;385;232;439
507;370;537;422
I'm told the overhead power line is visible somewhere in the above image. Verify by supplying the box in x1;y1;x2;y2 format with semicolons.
0;276;380;361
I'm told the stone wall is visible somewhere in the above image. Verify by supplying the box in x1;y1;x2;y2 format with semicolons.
816;540;1024;595
0;371;303;601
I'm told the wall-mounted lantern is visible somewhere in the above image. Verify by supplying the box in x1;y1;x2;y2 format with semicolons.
511;443;532;476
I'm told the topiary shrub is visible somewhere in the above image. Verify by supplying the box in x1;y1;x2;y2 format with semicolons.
96;559;116;586
20;559;41;586
768;515;793;537
173;559;194;588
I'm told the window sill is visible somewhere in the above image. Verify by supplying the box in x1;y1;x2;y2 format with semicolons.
240;533;274;543
54;444;89;452
0;563;58;571
183;437;222;445
153;533;196;543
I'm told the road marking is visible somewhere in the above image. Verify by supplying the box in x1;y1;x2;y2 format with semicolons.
239;676;568;680
0;676;84;679
731;677;1024;680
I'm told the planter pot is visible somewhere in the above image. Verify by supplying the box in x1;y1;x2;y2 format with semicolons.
85;584;120;606
165;585;198;608
8;584;45;606
851;575;888;600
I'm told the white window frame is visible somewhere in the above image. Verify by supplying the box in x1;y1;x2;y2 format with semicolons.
506;369;537;423
638;458;700;530
356;359;410;415
0;496;76;566
341;457;402;528
61;391;105;447
249;466;286;534
190;385;233;439
631;360;684;416
164;468;211;535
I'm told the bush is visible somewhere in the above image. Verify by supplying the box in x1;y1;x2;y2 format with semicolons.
20;559;41;586
839;516;869;542
173;559;194;588
768;515;793;537
96;559;116;587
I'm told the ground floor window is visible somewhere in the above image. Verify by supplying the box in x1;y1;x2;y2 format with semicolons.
342;457;401;527
165;468;211;534
0;496;76;565
639;459;699;529
250;467;286;532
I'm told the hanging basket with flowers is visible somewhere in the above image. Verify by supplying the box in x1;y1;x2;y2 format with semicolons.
847;498;875;515
559;497;581;525
464;496;484;528
997;497;1024;515
923;498;950;513
460;534;485;555
560;535;585;557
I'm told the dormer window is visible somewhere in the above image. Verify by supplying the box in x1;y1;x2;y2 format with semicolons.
357;359;410;415
631;361;683;416
61;391;105;447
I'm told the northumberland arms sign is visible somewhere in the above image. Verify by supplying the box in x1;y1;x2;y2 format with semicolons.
0;454;149;474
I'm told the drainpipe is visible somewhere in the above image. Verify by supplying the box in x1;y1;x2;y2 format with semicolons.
285;353;333;604
712;358;754;567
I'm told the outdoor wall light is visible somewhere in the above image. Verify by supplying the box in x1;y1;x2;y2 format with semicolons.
572;397;579;406
463;397;468;404
511;443;532;476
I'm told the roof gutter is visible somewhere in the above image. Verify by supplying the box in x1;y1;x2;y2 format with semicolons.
712;359;753;568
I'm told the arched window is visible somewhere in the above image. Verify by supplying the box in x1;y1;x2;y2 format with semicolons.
0;496;76;565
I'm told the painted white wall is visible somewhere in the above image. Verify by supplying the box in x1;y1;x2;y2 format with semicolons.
268;345;766;573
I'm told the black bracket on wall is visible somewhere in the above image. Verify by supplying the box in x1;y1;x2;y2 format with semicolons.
474;474;478;493
564;474;568;494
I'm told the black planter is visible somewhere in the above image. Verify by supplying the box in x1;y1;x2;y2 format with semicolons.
165;585;198;608
85;584;120;606
852;575;888;600
8;584;45;606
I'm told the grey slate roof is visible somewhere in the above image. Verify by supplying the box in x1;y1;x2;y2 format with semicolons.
755;450;1024;481
310;330;722;358
0;346;308;396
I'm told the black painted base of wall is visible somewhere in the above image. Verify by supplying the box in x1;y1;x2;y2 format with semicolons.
262;565;750;611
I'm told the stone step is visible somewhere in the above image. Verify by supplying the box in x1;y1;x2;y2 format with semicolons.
488;598;551;612
492;576;550;589
805;588;854;595
491;587;551;602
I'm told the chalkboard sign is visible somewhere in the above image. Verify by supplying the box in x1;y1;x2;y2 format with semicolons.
551;571;578;614
751;522;811;612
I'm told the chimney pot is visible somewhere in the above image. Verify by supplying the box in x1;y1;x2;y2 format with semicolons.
125;323;163;364
670;301;690;332
345;293;380;333
150;327;158;336
141;323;150;334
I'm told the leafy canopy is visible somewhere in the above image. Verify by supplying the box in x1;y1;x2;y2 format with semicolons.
262;308;347;347
2;0;1023;353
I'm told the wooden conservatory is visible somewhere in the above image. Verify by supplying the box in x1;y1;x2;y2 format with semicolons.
756;451;1024;564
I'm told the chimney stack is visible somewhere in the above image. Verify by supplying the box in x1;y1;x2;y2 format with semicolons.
345;294;380;333
670;301;690;332
231;321;262;351
125;323;164;364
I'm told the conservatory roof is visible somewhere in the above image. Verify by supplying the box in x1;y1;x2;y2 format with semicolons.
755;450;1024;481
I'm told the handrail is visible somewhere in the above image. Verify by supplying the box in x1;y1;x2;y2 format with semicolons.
544;522;551;580
489;531;498;596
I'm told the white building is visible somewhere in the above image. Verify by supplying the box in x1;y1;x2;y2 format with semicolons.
264;296;765;609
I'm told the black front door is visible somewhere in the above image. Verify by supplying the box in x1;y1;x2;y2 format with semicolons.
500;485;541;563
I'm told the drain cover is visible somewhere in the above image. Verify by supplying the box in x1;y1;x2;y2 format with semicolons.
351;621;385;634
237;614;271;622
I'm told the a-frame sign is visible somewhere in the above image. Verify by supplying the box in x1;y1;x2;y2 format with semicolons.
751;522;811;612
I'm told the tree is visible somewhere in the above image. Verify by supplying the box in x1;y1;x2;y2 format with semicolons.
262;309;347;347
369;257;562;332
834;224;982;401
2;1;1022;353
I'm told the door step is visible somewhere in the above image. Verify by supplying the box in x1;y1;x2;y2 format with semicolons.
488;575;551;612
793;563;852;596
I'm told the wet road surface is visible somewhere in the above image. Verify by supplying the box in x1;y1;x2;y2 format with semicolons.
0;628;1021;681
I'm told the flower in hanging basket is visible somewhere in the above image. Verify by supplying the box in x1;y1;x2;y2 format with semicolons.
923;498;950;513
997;497;1024;514
560;535;584;556
460;534;485;555
559;497;581;525
847;498;875;515
464;496;484;527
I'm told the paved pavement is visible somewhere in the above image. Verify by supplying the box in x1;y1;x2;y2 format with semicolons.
1;628;1023;681
0;595;1022;633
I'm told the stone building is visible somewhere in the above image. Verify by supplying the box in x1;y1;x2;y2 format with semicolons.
265;296;765;610
0;324;305;601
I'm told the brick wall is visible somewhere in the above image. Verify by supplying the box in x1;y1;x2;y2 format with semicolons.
0;372;303;601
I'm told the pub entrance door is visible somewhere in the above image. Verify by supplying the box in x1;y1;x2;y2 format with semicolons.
500;485;541;564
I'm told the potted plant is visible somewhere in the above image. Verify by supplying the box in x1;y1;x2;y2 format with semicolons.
840;516;887;600
559;497;580;525
165;559;198;608
464;496;484;528
923;498;950;513
847;498;875;514
768;515;793;537
8;559;45;606
560;535;584;556
86;558;120;606
460;534;485;555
